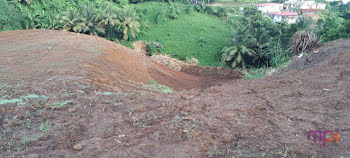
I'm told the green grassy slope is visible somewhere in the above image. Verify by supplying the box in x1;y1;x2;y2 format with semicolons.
133;2;232;66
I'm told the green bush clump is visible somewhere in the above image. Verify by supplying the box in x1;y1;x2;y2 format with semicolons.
146;41;163;56
156;9;168;24
168;2;181;19
185;5;194;14
0;0;25;31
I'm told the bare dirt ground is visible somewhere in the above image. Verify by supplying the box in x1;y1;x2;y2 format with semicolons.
0;30;349;158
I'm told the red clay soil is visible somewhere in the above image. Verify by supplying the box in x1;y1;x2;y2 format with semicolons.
0;29;229;92
0;30;349;158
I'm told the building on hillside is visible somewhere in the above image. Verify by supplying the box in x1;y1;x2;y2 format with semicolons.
284;0;305;10
255;3;284;13
265;11;300;24
256;1;326;24
300;9;322;20
300;1;326;9
284;0;326;11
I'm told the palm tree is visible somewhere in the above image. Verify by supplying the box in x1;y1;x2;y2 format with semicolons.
296;16;313;31
100;2;121;39
75;3;105;36
119;6;140;41
253;28;273;50
221;25;258;68
60;7;81;32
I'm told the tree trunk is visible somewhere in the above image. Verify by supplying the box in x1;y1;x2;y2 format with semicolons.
130;29;135;39
123;26;128;41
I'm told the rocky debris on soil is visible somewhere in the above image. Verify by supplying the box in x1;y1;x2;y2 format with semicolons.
73;143;83;151
133;41;198;71
282;38;350;72
151;54;198;71
181;65;243;79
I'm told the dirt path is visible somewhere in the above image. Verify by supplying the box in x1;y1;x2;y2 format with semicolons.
0;30;349;157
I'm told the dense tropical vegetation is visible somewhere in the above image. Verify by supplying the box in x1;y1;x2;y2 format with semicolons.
0;0;349;76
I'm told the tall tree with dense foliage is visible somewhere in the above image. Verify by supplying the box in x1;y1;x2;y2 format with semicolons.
100;2;121;39
60;7;81;32
75;3;105;35
119;6;141;40
221;24;258;68
316;2;350;42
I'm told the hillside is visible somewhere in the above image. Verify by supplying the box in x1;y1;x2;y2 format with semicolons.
133;2;232;66
0;30;349;157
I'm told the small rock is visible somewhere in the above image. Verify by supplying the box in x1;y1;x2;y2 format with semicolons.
323;88;330;92
73;143;83;151
46;69;54;74
68;107;77;113
112;112;120;119
199;144;208;151
168;125;175;130
314;50;319;54
222;133;232;143
26;153;40;158
3;118;9;125
0;107;5;113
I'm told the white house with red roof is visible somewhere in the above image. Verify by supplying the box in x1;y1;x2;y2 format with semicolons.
255;3;284;13
266;11;300;24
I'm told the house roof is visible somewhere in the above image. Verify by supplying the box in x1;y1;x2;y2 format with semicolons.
268;11;299;16
280;11;299;16
255;3;283;6
300;9;321;12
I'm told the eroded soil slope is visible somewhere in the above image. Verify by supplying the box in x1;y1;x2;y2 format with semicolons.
0;29;231;91
0;30;349;158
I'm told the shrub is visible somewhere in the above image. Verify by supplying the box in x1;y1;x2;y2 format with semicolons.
185;5;194;14
292;30;318;55
118;0;129;6
0;0;25;31
193;2;206;13
156;9;167;24
168;2;181;19
265;41;292;68
207;6;219;16
146;41;163;56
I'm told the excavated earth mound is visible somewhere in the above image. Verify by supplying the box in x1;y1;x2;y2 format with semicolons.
0;29;234;92
0;30;349;158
